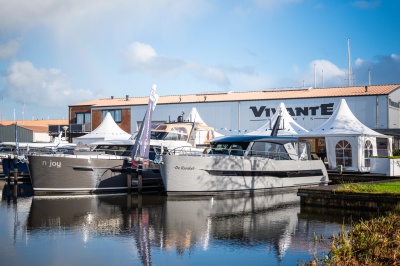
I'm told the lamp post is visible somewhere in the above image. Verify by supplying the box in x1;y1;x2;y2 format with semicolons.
62;126;68;142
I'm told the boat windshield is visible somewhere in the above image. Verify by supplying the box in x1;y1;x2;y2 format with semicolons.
151;132;168;140
248;141;293;160
209;142;249;156
151;126;189;141
93;145;132;156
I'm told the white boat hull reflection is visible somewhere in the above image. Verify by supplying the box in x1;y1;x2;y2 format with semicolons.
27;192;303;263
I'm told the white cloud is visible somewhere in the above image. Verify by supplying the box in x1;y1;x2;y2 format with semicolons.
121;42;186;75
354;58;365;67
0;0;210;32
3;61;95;108
299;59;346;87
352;54;400;85
195;66;231;89
121;38;293;91
0;40;19;59
391;54;400;61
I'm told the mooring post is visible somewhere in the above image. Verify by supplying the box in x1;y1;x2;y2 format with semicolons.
138;163;143;194
127;194;132;211
127;158;132;193
13;155;18;199
138;194;142;213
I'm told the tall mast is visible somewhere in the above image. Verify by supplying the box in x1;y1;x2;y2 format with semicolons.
322;69;324;88
347;38;352;86
22;101;25;124
368;68;371;85
1;96;3;123
314;63;317;87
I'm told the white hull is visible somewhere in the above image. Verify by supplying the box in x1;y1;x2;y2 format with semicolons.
159;154;329;195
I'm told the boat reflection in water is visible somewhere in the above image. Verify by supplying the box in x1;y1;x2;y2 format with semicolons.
25;192;349;265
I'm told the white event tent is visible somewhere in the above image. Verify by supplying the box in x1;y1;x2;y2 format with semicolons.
185;107;207;125
72;112;132;145
246;102;309;136
300;99;392;172
185;107;224;140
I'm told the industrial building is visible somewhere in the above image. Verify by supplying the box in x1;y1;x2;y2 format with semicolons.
67;84;400;148
0;120;68;142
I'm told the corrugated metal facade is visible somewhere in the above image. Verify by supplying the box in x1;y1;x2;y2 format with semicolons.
0;124;34;142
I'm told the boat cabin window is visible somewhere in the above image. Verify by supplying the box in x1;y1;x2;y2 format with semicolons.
152;125;167;131
151;131;167;140
209;142;249;155
151;126;189;141
250;141;290;160
163;127;189;141
0;147;13;152
93;145;131;156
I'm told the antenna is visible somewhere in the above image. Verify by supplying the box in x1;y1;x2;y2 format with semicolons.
1;96;3;123
314;63;317;88
347;38;353;86
368;68;371;85
22;101;25;125
322;69;324;88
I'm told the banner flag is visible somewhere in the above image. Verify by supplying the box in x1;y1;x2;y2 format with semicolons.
131;84;159;167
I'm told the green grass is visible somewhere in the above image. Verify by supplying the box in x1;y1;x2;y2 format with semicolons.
335;181;400;194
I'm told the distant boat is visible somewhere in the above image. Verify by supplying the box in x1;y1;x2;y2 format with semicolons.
0;132;76;178
0;131;76;154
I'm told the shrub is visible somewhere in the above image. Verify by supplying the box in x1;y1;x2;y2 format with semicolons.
393;149;400;156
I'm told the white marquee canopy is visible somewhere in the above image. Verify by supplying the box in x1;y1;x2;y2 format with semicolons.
300;99;392;172
246;102;309;136
72;112;132;145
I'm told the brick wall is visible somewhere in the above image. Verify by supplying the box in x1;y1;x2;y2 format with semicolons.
74;108;132;134
69;105;91;124
121;108;131;133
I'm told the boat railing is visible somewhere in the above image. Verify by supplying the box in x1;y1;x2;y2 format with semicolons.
165;146;205;156
25;147;129;160
90;148;128;156
158;145;306;161
30;152;127;160
187;147;303;160
247;150;294;160
165;146;295;160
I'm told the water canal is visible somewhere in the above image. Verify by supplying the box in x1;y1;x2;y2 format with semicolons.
0;185;378;266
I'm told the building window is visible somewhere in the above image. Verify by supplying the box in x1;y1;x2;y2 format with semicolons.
76;112;91;124
102;110;122;123
364;140;373;167
335;140;352;167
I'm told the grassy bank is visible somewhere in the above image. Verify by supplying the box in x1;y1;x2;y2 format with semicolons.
334;181;400;194
303;210;400;265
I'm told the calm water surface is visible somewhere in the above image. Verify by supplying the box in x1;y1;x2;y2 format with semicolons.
0;185;376;266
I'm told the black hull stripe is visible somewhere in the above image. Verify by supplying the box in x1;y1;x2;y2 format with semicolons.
205;169;324;178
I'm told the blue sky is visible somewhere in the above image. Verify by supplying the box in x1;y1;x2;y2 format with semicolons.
0;0;399;120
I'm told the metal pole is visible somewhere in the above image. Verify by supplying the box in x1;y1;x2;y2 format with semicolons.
138;163;142;194
6;155;11;199
13;163;18;198
127;158;132;193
